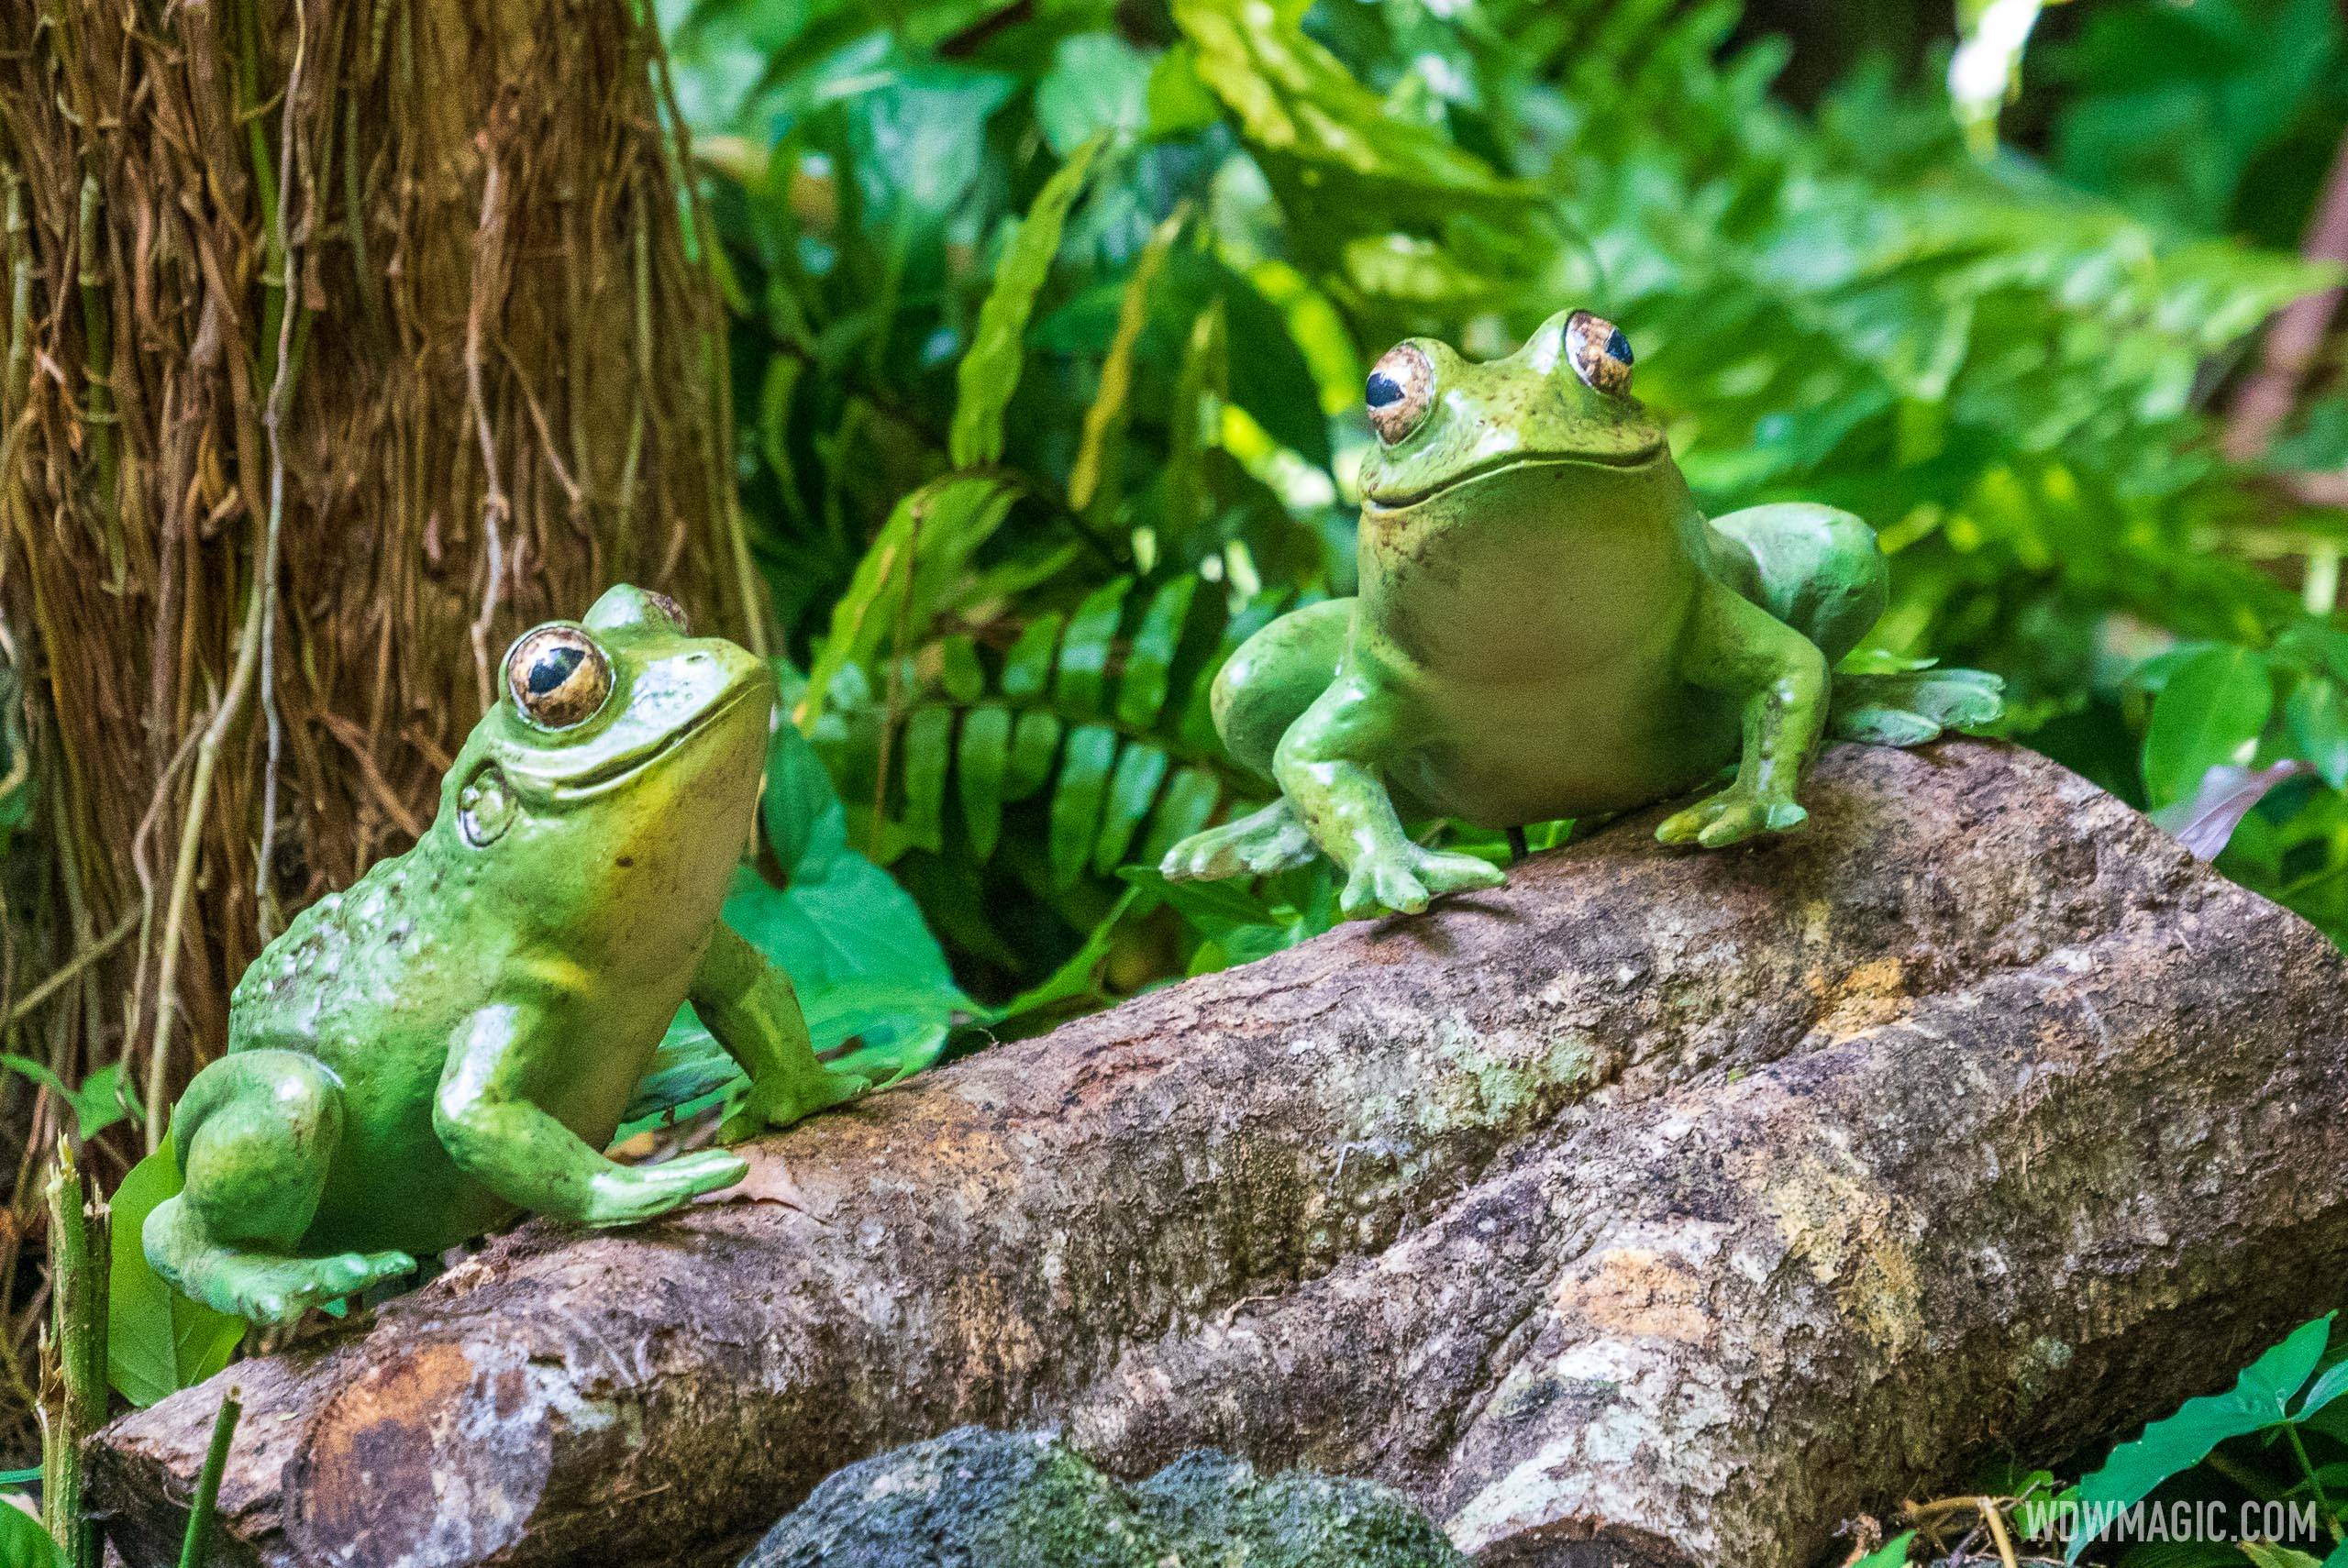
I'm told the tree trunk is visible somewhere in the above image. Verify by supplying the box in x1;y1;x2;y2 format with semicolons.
86;743;2348;1568
0;0;748;1428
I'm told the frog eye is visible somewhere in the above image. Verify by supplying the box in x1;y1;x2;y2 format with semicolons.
644;591;689;634
1565;311;1634;396
1365;343;1435;445
505;625;613;730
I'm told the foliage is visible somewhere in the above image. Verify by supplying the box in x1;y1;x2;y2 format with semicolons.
0;1501;58;1568
1872;1319;2348;1564
2068;1315;2345;1562
104;1148;242;1408
624;680;966;1133
0;1063;127;1143
659;0;2348;999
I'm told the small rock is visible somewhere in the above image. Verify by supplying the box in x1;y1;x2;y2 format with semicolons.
739;1427;1467;1568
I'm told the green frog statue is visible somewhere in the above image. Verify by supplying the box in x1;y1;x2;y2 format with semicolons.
147;585;874;1324
1161;309;2002;920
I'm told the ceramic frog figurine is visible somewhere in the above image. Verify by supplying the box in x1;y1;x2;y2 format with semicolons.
146;585;874;1324
1161;309;2001;920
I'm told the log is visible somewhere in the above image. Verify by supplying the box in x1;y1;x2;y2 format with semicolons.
88;742;2348;1568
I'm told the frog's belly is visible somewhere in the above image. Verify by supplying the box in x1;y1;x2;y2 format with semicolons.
271;1002;674;1258
1390;668;1742;826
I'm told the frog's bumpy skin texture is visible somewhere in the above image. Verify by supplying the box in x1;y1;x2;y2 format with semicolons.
1163;307;2003;920
146;584;872;1324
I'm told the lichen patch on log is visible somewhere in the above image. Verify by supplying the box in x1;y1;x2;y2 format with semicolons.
88;744;2348;1568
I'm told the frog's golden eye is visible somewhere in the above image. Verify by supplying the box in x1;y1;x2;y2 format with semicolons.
644;591;689;634
1366;343;1435;445
505;625;612;730
1566;310;1634;396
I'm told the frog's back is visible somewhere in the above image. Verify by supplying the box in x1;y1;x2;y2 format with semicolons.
228;839;487;1062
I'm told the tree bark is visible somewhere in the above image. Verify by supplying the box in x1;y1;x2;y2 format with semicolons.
87;742;2348;1568
0;0;748;1272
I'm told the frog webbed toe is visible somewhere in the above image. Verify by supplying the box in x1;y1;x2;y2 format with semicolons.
1656;787;1809;848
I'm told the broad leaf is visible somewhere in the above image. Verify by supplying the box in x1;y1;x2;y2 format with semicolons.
626;713;963;1133
2066;1315;2333;1562
2141;645;2275;812
2287;679;2348;790
0;1498;58;1568
107;1146;244;1407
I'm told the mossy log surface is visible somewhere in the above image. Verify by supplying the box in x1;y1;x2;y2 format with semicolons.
88;743;2348;1568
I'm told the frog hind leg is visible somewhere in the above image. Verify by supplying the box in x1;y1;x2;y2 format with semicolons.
1828;665;2006;745
144;1048;415;1326
1160;599;1352;883
1707;502;1887;662
1709;502;2004;745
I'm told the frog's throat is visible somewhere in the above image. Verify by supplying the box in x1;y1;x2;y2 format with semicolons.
500;683;759;803
1361;446;1667;513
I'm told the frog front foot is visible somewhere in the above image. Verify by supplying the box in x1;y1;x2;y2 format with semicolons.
582;1148;751;1227
1656;785;1809;848
1161;800;1317;882
1340;844;1506;921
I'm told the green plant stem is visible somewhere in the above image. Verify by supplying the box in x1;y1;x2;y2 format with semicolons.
177;1388;242;1568
146;571;267;1153
40;1142;108;1568
2285;1425;2344;1543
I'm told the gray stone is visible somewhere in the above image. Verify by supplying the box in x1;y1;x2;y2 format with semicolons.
739;1428;1467;1568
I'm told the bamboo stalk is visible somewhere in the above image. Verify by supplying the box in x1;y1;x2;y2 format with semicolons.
176;1388;240;1568
39;1141;109;1568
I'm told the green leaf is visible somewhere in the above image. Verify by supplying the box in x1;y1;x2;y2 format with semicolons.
2295;1356;2348;1420
957;705;1013;861
846;71;1018;226
1053;579;1134;718
756;356;804;512
986;883;1159;1030
1005;711;1064;802
1094;741;1169;874
1002;613;1065;701
1069;209;1185;515
2141;645;2276;811
798;474;1020;734
950;134;1106;469
107;1146;244;1407
1048;725;1120;886
1036;36;1151;158
2067;1315;2334;1562
0;1497;59;1568
937;635;986;705
1850;1530;1915;1568
2239;1546;2324;1568
1141;766;1224;866
2287;679;2348;790
630;713;963;1132
1116;577;1199;729
900;705;955;852
1168;0;1521;209
0;1057;129;1140
1162;302;1229;550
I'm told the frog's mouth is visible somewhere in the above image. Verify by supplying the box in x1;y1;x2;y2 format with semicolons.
1362;446;1666;513
508;684;759;801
